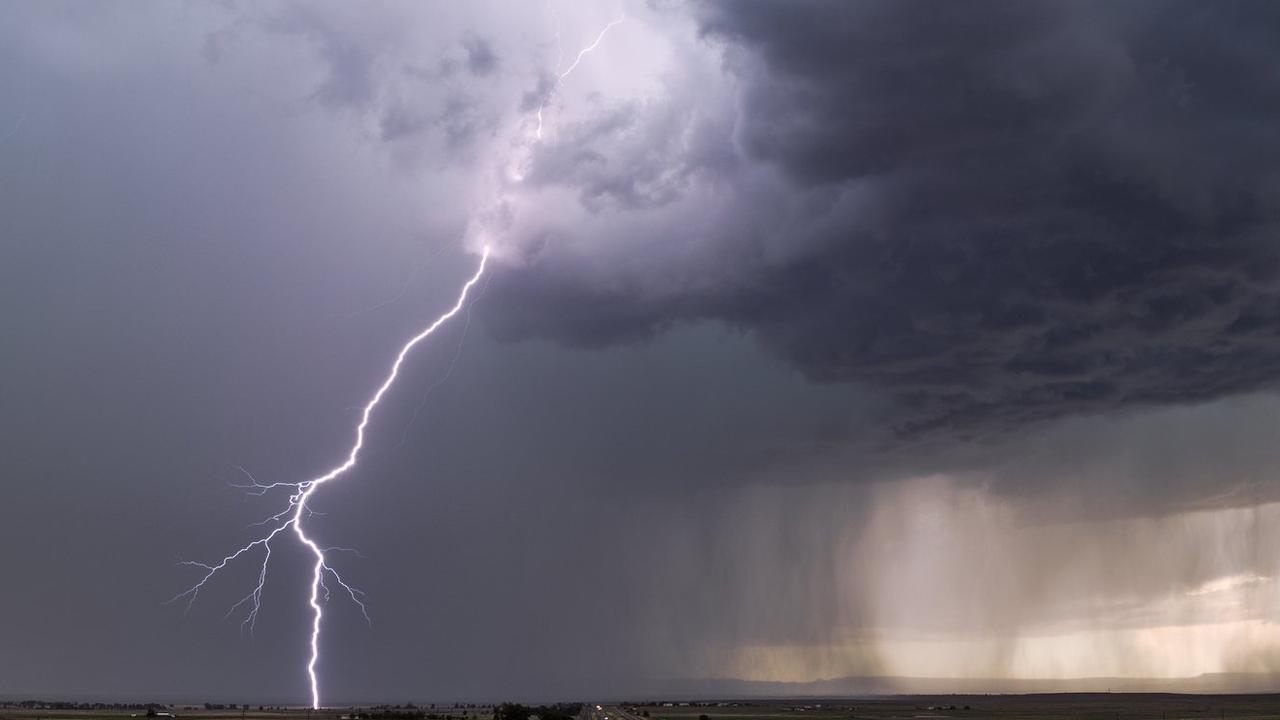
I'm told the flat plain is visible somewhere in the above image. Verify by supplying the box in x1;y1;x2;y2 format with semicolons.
13;696;1280;720
626;696;1280;720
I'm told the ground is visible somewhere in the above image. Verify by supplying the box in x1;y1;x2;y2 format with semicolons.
12;696;1280;720
603;696;1280;720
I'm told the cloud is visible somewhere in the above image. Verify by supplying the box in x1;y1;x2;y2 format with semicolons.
482;0;1280;443
461;33;498;76
261;5;381;111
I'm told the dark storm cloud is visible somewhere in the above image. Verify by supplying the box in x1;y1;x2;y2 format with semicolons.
461;33;498;77
487;0;1280;440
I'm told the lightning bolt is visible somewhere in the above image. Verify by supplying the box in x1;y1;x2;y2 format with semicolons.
171;247;489;708
290;247;489;709
535;17;624;140
172;10;623;709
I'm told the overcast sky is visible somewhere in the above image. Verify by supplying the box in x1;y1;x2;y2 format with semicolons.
4;0;1280;705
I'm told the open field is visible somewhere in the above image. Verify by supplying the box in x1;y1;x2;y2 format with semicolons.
0;708;491;720
14;697;1280;720
613;696;1280;720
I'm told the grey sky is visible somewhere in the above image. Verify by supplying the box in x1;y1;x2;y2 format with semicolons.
4;0;1280;705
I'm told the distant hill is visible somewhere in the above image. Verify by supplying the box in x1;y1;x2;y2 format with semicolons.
642;673;1280;698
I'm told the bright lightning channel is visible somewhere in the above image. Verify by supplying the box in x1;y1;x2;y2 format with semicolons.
292;247;489;710
170;247;489;708
535;17;624;140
